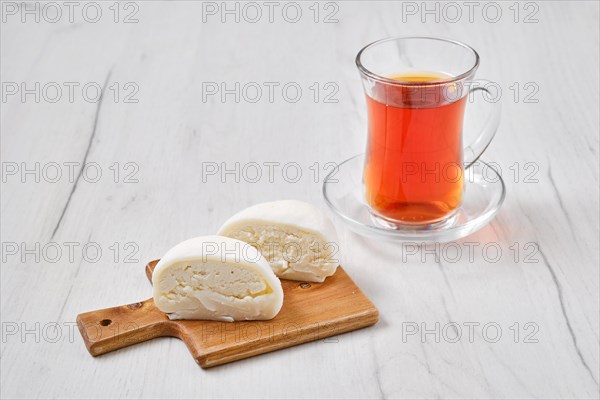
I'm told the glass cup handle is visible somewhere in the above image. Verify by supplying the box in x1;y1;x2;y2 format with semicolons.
463;79;502;169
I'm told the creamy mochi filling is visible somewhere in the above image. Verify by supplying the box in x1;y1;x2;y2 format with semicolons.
224;224;337;282
156;261;272;303
155;260;277;321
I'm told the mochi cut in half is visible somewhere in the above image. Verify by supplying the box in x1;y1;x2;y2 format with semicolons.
217;200;340;283
152;236;283;322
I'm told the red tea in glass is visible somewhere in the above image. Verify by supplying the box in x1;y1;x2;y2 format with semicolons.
363;72;467;225
356;37;503;228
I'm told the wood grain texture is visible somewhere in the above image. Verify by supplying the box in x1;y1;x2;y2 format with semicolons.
77;260;378;368
77;298;171;356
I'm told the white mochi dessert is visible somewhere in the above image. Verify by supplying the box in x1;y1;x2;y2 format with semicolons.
152;236;283;322
217;200;340;283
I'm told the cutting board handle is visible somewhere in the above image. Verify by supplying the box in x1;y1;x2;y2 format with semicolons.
77;298;175;356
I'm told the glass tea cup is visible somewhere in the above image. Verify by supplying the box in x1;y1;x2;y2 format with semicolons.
356;36;501;229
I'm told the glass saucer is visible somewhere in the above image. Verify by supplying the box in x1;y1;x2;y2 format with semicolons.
322;154;506;242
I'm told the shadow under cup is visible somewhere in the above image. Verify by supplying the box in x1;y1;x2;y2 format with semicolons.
356;37;480;228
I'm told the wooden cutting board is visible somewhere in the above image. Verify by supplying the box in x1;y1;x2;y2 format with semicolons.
77;260;379;368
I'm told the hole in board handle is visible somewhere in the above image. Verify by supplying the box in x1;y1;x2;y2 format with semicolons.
99;319;112;326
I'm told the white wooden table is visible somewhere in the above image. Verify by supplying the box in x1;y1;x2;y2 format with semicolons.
1;1;599;399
